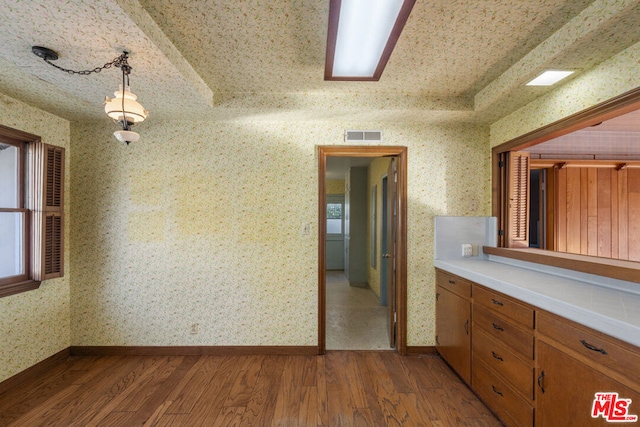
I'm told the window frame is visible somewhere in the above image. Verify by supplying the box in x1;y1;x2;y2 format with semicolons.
0;124;64;298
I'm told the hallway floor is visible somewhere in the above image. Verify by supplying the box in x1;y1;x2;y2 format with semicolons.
325;270;391;350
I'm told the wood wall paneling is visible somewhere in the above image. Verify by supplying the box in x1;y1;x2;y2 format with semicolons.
619;169;629;260
565;168;581;254
587;168;598;257
611;169;619;259
579;168;588;255
556;168;567;252
555;166;640;262
630;169;640;261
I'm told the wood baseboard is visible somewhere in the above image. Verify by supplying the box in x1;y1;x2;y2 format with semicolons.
0;348;70;397
406;346;438;356
69;346;321;356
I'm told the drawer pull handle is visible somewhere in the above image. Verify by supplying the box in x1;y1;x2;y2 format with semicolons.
538;370;545;394
448;280;455;285
464;319;469;335
581;340;607;355
491;351;504;362
492;385;503;396
491;299;504;306
492;322;504;332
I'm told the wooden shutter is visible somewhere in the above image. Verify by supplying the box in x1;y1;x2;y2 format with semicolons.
507;151;530;248
44;213;63;276
45;146;64;209
28;142;65;280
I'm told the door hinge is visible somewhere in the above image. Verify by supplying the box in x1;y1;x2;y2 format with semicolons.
499;161;505;168
498;229;505;236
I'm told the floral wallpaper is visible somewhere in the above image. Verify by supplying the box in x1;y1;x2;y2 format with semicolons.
0;93;70;383
491;40;640;147
70;119;490;349
325;180;345;195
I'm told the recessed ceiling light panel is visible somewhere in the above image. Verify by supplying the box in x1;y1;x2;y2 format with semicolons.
325;0;416;81
526;70;574;86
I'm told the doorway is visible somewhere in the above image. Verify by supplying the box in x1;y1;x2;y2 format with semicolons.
318;146;408;354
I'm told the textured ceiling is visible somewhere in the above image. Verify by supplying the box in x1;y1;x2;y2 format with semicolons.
0;0;639;124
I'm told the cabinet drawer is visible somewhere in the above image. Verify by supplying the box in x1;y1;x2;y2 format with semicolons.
473;358;533;427
473;305;534;359
436;269;471;299
537;311;640;387
473;285;534;328
473;328;534;399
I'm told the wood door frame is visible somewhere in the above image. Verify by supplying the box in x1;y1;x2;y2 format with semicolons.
318;145;408;355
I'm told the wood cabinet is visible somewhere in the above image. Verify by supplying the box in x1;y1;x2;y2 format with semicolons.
435;268;640;426
536;312;640;426
536;341;640;426
472;286;534;427
435;270;471;384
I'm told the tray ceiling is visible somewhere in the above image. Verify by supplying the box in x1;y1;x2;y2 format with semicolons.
0;0;639;124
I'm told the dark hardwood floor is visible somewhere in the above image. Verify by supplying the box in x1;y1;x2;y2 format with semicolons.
0;351;502;426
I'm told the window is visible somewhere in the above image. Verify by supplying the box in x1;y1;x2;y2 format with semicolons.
0;142;27;283
326;201;344;234
0;125;64;298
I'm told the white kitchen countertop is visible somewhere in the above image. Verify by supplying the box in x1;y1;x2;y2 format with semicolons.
434;256;640;348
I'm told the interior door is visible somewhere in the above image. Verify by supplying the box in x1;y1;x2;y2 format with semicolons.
385;158;397;348
380;177;388;307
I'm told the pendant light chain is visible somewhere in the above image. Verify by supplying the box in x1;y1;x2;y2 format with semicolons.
43;52;130;76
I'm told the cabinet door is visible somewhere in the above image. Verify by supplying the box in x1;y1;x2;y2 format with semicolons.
536;341;640;426
436;285;471;384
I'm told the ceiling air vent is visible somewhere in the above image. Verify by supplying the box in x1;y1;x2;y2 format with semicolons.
345;130;383;142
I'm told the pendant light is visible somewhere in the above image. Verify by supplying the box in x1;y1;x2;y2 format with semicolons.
103;55;148;144
32;46;148;145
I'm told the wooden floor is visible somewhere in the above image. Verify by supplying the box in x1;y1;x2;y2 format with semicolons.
0;351;502;426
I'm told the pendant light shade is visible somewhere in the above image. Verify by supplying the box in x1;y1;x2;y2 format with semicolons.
113;129;141;144
104;84;148;125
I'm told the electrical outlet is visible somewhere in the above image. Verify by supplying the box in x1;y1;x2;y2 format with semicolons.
190;323;199;335
461;244;472;257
